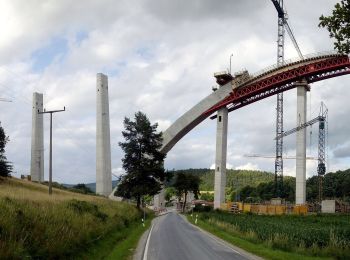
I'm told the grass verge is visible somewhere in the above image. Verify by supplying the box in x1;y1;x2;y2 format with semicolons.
106;216;153;260
187;215;332;260
0;177;150;259
77;214;153;260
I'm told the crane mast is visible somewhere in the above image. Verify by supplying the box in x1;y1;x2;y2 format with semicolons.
273;0;285;198
271;0;304;198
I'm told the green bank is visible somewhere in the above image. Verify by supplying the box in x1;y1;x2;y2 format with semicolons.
0;177;151;259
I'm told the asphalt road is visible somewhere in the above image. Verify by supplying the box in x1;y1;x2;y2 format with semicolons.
144;212;253;260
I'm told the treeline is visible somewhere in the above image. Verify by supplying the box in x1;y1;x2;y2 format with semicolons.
169;168;274;191
235;169;350;203
307;169;350;202
170;168;350;203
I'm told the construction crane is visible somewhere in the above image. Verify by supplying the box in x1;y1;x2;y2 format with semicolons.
276;102;328;203
271;0;304;198
271;0;304;60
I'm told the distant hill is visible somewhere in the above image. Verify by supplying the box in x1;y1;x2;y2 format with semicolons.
170;168;276;191
63;180;119;193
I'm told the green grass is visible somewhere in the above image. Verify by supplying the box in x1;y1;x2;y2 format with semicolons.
78;214;153;260
188;211;350;259
188;216;329;260
0;177;148;259
106;216;153;260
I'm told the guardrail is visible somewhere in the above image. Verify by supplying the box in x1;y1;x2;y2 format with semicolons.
250;50;340;79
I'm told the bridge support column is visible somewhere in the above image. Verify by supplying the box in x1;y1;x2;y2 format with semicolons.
96;73;112;196
214;107;228;209
30;92;44;182
295;81;308;204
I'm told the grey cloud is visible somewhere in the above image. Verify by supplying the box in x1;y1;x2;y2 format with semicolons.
1;0;349;184
142;0;268;23
333;142;350;158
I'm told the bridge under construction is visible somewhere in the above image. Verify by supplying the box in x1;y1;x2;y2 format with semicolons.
157;52;350;209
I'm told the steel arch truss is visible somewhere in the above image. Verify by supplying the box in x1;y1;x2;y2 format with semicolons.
205;55;350;118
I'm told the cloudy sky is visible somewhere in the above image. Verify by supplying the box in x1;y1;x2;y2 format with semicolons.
0;0;349;184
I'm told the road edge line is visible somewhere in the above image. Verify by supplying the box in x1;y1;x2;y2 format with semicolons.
142;223;154;260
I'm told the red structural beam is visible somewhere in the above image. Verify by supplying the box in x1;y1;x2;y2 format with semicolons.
205;55;350;117
204;55;350;116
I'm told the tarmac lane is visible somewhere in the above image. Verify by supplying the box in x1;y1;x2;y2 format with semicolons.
144;212;256;260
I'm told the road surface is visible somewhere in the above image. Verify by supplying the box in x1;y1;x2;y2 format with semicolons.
143;212;255;260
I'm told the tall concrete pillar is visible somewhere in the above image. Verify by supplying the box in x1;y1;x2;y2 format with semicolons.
295;81;308;204
154;188;165;210
96;73;112;196
214;107;228;209
30;93;44;182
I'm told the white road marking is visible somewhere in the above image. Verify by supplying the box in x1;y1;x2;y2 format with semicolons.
142;223;154;260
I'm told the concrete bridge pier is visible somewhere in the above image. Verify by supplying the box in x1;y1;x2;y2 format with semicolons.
30;92;44;182
96;73;112;196
295;80;308;204
214;106;228;209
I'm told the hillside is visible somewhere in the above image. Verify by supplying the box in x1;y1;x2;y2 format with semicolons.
63;180;119;193
0;177;144;259
171;168;275;191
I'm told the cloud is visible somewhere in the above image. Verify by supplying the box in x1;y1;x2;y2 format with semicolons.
0;0;347;185
333;142;350;158
235;163;260;171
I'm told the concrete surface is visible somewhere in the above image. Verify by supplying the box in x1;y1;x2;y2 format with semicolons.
214;107;228;209
30;92;44;182
160;82;232;154
296;81;307;204
154;187;165;210
96;73;112;196
322;200;336;213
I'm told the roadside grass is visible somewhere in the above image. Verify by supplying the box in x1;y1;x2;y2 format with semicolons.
188;210;350;259
0;177;149;259
188;216;330;260
105;216;153;260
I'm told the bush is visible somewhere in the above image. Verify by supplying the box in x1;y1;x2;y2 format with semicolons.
194;204;213;212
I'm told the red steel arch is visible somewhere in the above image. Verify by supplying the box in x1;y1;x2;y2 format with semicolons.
204;54;350;118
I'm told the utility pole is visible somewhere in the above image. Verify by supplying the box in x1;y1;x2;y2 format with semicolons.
38;107;66;195
229;53;233;74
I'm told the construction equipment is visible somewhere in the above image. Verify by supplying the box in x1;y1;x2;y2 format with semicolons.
276;102;328;203
271;0;304;198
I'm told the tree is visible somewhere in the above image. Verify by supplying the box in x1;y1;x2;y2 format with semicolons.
0;123;12;177
165;187;176;202
200;192;214;202
173;171;201;212
319;0;350;54
73;183;93;194
115;112;166;208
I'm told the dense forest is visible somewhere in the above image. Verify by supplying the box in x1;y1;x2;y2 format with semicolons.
169;168;350;203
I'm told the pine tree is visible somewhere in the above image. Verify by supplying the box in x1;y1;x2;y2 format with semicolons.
116;112;166;208
0;123;12;177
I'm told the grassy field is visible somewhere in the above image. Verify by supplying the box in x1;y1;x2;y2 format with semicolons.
0;177;150;259
190;211;350;259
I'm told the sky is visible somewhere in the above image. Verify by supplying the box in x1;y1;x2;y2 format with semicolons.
0;0;349;184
